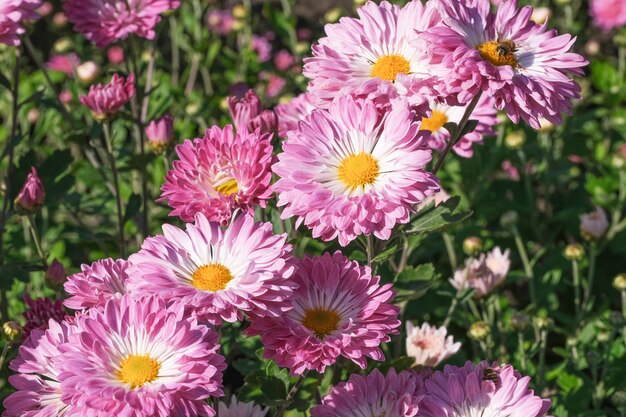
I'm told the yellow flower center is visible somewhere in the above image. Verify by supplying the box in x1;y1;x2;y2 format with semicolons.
338;153;379;189
302;307;341;339
476;41;518;67
215;179;239;195
421;110;449;133
371;54;410;81
192;263;233;292
118;355;160;389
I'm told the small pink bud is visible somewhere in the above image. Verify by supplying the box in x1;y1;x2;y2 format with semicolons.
45;259;67;287
14;167;45;215
274;49;295;71
52;12;68;28
59;89;73;105
145;114;175;154
37;2;54;17
107;46;125;65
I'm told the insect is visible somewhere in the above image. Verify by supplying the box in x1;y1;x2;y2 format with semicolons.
496;39;518;57
483;367;500;384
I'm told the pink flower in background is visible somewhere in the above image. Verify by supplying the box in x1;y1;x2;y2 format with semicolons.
501;160;521;181
273;95;439;246
127;214;295;325
76;60;100;83
424;0;587;129
304;0;441;107
219;396;268;417
265;73;286;98
145;113;175;153
450;247;511;298
80;73;135;120
274;49;295;71
63;258;130;310
251;35;272;62
14;167;45;215
159;125;274;224
45;259;67;287
107;45;124;64
0;0;42;46
37;1;52;17
22;296;66;339
3;320;75;416
247;252;400;375
46;53;80;76
227;89;277;134
65;0;181;48
580;206;609;240
422;96;498;158
275;92;319;138
59;89;73;104
311;368;424;417
590;0;626;31
206;8;235;35
57;295;225;417
405;322;461;367
420;362;551;417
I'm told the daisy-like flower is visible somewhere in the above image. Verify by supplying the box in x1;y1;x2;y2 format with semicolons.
275;92;319;138
127;213;295;325
424;0;587;129
303;0;441;107
219;396;268;417
3;320;75;417
64;258;130;310
311;368;424;417
590;0;626;31
159;125;274;224
273;94;439;246
422;96;498;158
57;295;225;417
420;361;551;417
80;73;135;121
64;0;181;48
450;247;511;298
246;252;400;375
405;321;461;367
0;0;41;46
580;206;609;240
22;296;66;339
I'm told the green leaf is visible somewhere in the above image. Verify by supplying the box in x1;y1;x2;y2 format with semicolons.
443;122;458;136
405;196;473;235
0;72;10;91
123;193;142;224
18;90;45;109
372;244;399;263
394;264;438;302
458;119;479;138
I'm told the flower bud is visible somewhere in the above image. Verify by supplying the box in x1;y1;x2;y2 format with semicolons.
597;331;611;343
77;61;100;84
232;4;247;19
14;167;45;215
45;259;67;287
613;274;626;291
533;316;552;330
530;7;551;24
145;114;175;155
504;130;525;150
580;207;609;241
59;89;73;105
27;108;40;124
500;211;518;229
52;12;68;28
468;321;490;341
3;321;22;342
324;6;342;23
510;312;530;332
53;37;73;54
584;39;601;56
107;46;125;65
462;236;483;255
563;243;584;261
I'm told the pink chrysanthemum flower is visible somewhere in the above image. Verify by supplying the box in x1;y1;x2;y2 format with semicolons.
273;95;439;246
422;96;498;158
590;0;626;31
275;92;319;138
63;258;130;310
80;73;135;121
405;321;461;367
3;320;75;417
57;295;225;417
311;368;424;417
0;0;41;46
159;125;274;224
580;206;609;240
424;0;587;129
64;0;181;48
127;213;295;325
247;252;400;375
420;361;552;417
450;247;511;298
22;296;66;339
47;53;80;76
303;0;441;107
219;396;268;417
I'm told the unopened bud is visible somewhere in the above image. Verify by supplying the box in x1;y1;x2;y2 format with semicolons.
3;321;22;342
14;167;45;215
145;114;175;155
510;312;530;332
468;321;490;341
505;131;525;150
324;6;342;23
53;37;73;54
77;61;100;84
613;274;626;291
564;244;584;261
232;4;247;19
463;236;483;255
533;316;552;330
45;259;67;287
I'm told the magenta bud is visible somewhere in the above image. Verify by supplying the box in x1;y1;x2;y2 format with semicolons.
14;167;45;215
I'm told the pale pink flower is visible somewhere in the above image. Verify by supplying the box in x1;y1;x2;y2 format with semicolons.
127;214;295;325
405;322;461;367
273;95;439;246
219;396;268;417
274;92;319;138
80;73;135;121
159;125;274;224
590;0;626;31
580;206;609;240
247;252;400;375
14;167;45;214
65;0;181;48
451;247;511;298
265;73;286;98
501;160;520;181
46;53;80;76
206;8;235;35
76;61;100;83
251;35;272;62
274;49;295;71
22;296;66;339
420;361;551;417
63;258;130;310
0;0;42;46
311;368;424;417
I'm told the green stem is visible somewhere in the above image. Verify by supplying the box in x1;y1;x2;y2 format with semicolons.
0;342;11;371
513;226;535;304
366;234;374;267
102;122;126;258
443;291;460;327
582;243;597;314
538;329;548;389
517;332;527;370
27;215;47;267
275;371;309;417
572;260;581;318
442;232;457;271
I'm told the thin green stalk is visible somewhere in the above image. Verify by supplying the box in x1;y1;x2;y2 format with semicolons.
513;226;535;304
27;215;47;267
443;291;460;327
366;235;374;267
102;122;127;258
517;332;527;370
442;232;457;271
275;371;309;417
537;329;548;389
572;259;581;317
170;17;180;87
0;342;11;371
582;243;597;314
